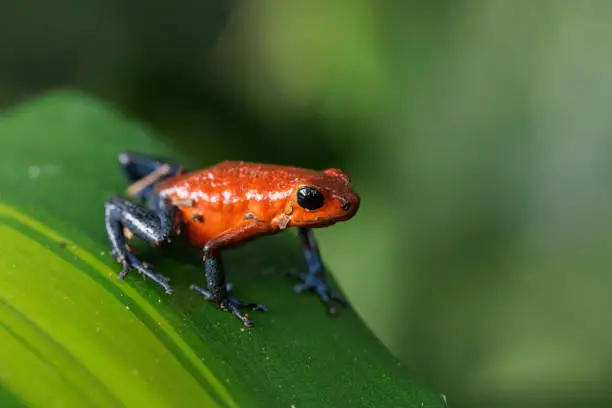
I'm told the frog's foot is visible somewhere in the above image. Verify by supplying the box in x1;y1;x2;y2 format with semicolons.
287;269;349;315
189;284;267;327
117;251;174;294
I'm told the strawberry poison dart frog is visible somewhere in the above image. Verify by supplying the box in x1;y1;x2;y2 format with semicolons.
104;151;360;326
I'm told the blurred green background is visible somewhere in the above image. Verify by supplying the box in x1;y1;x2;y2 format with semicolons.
2;1;612;406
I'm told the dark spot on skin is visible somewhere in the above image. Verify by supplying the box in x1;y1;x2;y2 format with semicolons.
245;212;259;221
59;241;66;248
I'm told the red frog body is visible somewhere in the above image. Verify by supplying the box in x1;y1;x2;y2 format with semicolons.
155;161;360;249
105;152;360;326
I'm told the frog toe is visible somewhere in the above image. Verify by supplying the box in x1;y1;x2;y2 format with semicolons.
287;269;349;314
118;252;174;294
190;284;267;326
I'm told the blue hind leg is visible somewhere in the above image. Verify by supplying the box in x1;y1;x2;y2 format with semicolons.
118;151;185;202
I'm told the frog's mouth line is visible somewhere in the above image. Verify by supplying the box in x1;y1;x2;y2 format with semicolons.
291;213;354;228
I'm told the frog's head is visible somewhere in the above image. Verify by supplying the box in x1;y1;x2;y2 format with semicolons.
286;168;360;228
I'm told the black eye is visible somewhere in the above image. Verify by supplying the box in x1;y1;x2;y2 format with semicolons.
296;186;324;210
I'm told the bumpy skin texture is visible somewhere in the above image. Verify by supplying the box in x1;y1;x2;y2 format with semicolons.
105;152;360;326
155;161;360;248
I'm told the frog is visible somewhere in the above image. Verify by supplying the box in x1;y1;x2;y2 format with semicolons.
104;151;360;326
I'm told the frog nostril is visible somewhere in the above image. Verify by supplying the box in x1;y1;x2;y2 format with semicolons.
341;201;351;211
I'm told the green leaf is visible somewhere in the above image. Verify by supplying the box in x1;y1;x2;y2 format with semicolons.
0;91;442;408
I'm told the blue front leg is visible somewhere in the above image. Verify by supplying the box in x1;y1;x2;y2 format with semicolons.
289;228;349;315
